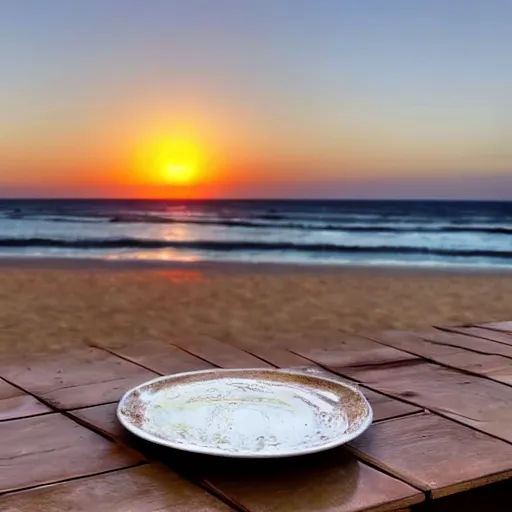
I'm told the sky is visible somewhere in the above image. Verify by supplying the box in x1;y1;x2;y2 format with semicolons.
1;0;511;199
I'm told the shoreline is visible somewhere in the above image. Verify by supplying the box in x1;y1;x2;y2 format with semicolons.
0;255;511;276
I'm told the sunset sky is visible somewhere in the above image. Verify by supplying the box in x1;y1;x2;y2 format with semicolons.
1;0;511;199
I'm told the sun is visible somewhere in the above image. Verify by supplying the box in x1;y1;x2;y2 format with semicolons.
135;136;203;187
164;162;197;185
158;137;201;186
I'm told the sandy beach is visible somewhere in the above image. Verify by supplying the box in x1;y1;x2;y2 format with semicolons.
0;258;510;356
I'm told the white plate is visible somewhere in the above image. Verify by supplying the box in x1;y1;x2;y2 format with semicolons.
117;368;373;458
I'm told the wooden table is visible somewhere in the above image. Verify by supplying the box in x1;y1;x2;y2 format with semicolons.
1;321;512;511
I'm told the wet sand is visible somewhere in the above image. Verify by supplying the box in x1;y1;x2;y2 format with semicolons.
0;258;511;355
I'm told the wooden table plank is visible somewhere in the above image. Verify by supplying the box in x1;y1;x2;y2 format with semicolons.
348;413;512;499
0;464;233;511
473;321;512;333
173;336;273;369
310;356;512;445
202;449;424;512
411;478;512;512
70;403;128;444
361;388;422;423
237;344;318;369
364;331;459;358
438;351;512;386
0;347;157;409
444;326;512;347
0;378;51;421
94;340;215;375
0;413;143;494
417;328;512;359
292;334;420;371
365;330;512;386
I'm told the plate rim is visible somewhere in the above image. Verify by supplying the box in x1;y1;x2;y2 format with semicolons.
116;367;373;458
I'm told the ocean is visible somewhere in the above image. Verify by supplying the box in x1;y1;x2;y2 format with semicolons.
0;199;512;268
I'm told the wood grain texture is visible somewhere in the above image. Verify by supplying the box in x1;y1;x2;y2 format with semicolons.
69;403;127;443
322;358;512;444
0;378;51;421
0;347;157;409
364;331;459;358
473;321;512;334
366;330;512;386
96;339;214;375
238;344;318;369
348;413;512;498
173;336;273;369
417;328;512;359
361;388;422;423
0;464;232;512
0;413;143;494
292;334;420;371
445;326;512;347
203;448;424;512
437;351;512;386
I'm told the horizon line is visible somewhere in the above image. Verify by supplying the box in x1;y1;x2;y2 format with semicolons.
0;197;511;202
